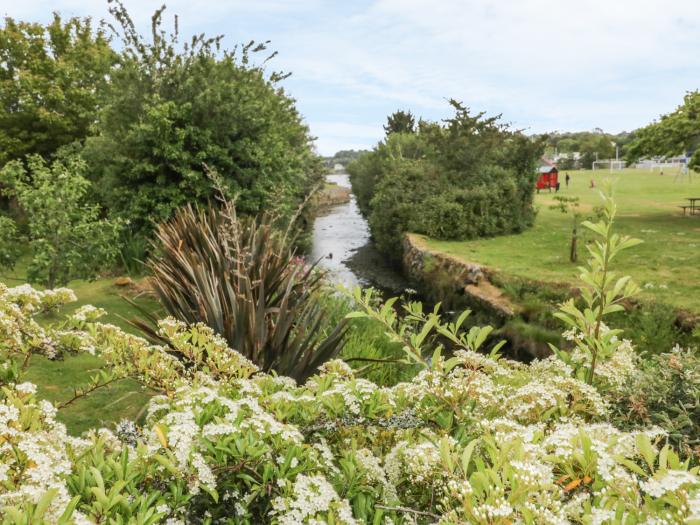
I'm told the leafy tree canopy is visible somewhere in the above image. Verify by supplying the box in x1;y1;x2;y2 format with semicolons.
349;101;543;257
626;90;700;170
324;149;369;168
383;109;416;135
83;2;321;235
0;13;115;166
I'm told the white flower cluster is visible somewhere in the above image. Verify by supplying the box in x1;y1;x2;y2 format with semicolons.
271;474;357;524
640;470;699;498
0;387;95;523
0;283;78;361
1;284;699;524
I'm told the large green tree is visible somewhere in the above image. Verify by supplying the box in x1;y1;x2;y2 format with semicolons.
578;134;615;169
84;3;321;235
0;14;115;166
627;90;700;170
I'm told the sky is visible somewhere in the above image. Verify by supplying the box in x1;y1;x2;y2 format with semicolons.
2;0;699;155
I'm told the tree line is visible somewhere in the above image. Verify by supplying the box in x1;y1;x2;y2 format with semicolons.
535;91;699;170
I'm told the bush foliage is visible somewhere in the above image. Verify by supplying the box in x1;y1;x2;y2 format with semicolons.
0;154;122;287
1;197;699;523
82;2;322;236
348;103;543;258
0;13;114;165
0;3;322;270
1;280;699;523
609;347;700;460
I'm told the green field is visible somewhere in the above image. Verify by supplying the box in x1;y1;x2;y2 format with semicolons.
422;168;700;313
1;263;158;434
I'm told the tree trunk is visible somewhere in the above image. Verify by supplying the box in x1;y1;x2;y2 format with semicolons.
570;225;578;263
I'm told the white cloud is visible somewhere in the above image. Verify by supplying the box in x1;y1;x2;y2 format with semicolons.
3;0;699;154
308;122;383;156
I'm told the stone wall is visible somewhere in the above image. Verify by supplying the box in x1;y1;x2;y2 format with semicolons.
402;234;520;319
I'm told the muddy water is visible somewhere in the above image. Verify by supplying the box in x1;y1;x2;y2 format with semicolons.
310;173;407;291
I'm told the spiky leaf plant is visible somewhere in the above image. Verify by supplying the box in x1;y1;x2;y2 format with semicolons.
137;200;347;382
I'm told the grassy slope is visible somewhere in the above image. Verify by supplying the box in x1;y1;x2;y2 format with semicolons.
1;262;160;435
422;168;700;312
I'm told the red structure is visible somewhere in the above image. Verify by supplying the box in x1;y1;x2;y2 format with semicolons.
536;163;559;191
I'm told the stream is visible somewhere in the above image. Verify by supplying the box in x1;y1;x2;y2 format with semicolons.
309;173;551;361
310;173;408;292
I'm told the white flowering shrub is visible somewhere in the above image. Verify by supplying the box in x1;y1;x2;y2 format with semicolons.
1;282;699;524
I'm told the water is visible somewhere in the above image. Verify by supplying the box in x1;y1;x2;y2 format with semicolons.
309;173;539;359
310;173;372;287
310;173;408;292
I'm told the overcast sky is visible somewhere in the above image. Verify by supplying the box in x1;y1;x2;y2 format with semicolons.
2;0;699;155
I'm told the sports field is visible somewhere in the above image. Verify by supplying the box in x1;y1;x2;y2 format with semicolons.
422;168;700;313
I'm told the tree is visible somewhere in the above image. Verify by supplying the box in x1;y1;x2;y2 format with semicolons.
0;14;115;166
0;155;122;288
579;133;615;169
557;154;577;170
350;101;543;259
383;110;416;135
626;91;700;171
83;2;321;236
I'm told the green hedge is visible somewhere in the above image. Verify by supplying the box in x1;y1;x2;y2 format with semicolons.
348;102;543;259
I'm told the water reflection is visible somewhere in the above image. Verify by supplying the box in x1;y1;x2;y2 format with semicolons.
310;173;371;287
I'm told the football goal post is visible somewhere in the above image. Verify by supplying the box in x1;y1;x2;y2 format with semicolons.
592;160;626;171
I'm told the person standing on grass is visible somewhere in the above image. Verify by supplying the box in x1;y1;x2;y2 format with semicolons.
565;173;570;187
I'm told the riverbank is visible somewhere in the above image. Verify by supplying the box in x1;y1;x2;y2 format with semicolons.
315;181;351;208
402;231;700;359
310;172;409;291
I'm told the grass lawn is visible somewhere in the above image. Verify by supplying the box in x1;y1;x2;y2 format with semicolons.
1;262;161;435
421;168;700;313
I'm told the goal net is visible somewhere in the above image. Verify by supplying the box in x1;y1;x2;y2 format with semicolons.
592;160;626;171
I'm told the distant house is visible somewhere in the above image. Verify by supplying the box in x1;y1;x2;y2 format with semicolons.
536;160;559;191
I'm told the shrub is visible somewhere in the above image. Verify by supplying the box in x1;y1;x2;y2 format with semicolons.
610;301;688;356
83;2;321;237
319;290;418;386
1;282;699;523
0;154;122;287
142;198;347;382
348;101;543;260
0;215;19;269
608;346;700;461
